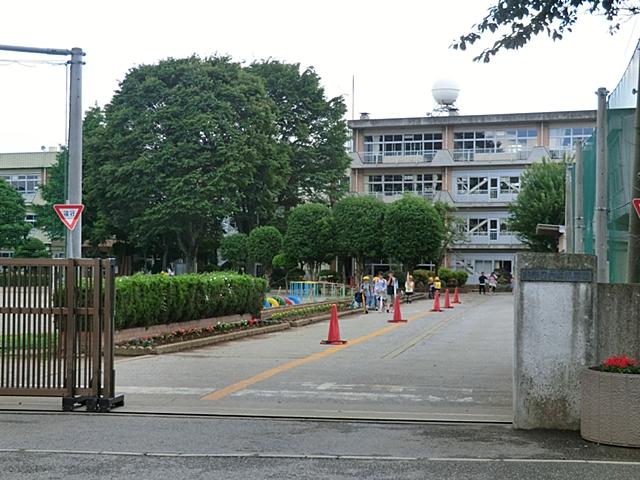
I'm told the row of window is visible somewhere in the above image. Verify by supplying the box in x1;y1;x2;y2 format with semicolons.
456;175;521;196
367;174;443;195
360;127;594;157
453;129;537;152
365;173;521;198
364;133;443;156
465;218;511;235
1;174;41;195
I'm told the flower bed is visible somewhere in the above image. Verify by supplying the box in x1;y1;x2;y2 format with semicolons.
117;317;281;349
581;355;640;447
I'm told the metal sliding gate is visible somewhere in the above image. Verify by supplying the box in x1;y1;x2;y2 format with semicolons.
0;258;123;412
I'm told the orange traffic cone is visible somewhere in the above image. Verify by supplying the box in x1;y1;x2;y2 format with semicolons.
321;304;347;345
453;287;461;304
431;290;443;312
387;295;407;323
444;288;453;309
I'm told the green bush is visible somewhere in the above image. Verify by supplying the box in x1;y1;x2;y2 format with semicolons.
412;269;434;291
114;272;267;330
454;270;468;287
437;267;457;287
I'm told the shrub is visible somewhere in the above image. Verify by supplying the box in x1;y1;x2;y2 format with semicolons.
437;267;457;287
114;272;268;330
412;269;434;290
454;270;468;287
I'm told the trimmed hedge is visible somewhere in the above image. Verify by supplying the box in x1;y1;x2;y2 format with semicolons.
115;272;267;330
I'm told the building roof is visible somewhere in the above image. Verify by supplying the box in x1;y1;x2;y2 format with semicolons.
348;110;596;129
0;151;59;169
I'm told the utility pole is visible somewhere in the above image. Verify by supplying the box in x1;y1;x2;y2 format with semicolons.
0;44;84;259
627;54;640;283
564;164;574;253
595;87;609;283
67;48;84;259
574;141;584;253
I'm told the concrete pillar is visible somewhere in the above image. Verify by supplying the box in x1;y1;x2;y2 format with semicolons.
513;253;597;430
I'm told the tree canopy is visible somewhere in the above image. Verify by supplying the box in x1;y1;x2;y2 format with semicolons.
0;179;30;250
14;238;50;258
84;56;286;272
248;226;283;279
453;0;639;62
249;60;351;211
219;233;249;272
333;196;386;279
284;203;335;277
509;160;566;251
383;195;444;271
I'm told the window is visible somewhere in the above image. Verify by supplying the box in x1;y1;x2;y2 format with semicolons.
362;132;443;159
468;218;488;235
367;173;442;197
0;251;13;258
499;219;511;234
25;214;37;226
549;127;594;151
474;260;493;274
454;129;537;154
1;174;41;195
500;176;520;194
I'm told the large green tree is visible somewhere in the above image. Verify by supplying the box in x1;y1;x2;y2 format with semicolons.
453;0;639;62
247;226;283;281
84;56;286;272
0;179;31;250
284;203;335;279
383;195;444;271
509;160;566;251
219;233;249;272
333;196;386;280
249;60;351;212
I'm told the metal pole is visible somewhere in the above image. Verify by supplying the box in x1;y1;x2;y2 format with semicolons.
574;141;584;253
627;52;640;283
565;164;574;253
67;48;84;259
0;44;71;56
595;87;609;283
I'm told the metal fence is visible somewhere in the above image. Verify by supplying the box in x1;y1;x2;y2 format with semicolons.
571;41;638;282
0;258;123;411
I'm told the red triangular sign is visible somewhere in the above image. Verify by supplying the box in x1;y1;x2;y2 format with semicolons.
633;198;640;219
53;204;84;231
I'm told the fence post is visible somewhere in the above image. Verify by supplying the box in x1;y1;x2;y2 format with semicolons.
62;259;77;410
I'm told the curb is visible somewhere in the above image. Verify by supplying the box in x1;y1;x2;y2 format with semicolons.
115;323;291;356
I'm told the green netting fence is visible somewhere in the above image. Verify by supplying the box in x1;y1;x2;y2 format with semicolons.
575;42;638;283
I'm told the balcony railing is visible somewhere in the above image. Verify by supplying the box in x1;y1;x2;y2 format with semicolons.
452;148;532;162
360;150;436;164
355;147;534;165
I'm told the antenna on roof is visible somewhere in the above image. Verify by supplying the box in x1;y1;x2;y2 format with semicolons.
430;79;460;116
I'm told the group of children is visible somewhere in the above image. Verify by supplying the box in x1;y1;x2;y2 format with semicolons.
353;272;415;313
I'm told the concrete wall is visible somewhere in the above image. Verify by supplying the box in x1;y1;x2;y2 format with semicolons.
596;283;640;361
513;253;597;430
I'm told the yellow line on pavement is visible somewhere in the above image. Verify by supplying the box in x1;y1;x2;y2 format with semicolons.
202;310;426;401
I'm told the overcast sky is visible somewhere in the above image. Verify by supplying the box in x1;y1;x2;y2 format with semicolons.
1;0;638;152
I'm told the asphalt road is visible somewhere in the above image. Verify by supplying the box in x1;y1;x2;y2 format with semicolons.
104;292;513;421
0;413;639;479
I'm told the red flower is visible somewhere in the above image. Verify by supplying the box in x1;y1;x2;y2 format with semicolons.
603;355;638;369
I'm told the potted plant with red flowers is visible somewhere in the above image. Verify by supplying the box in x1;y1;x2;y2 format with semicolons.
581;355;640;447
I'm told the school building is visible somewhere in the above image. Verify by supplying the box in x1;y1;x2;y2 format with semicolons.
0;149;62;257
348;109;596;283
